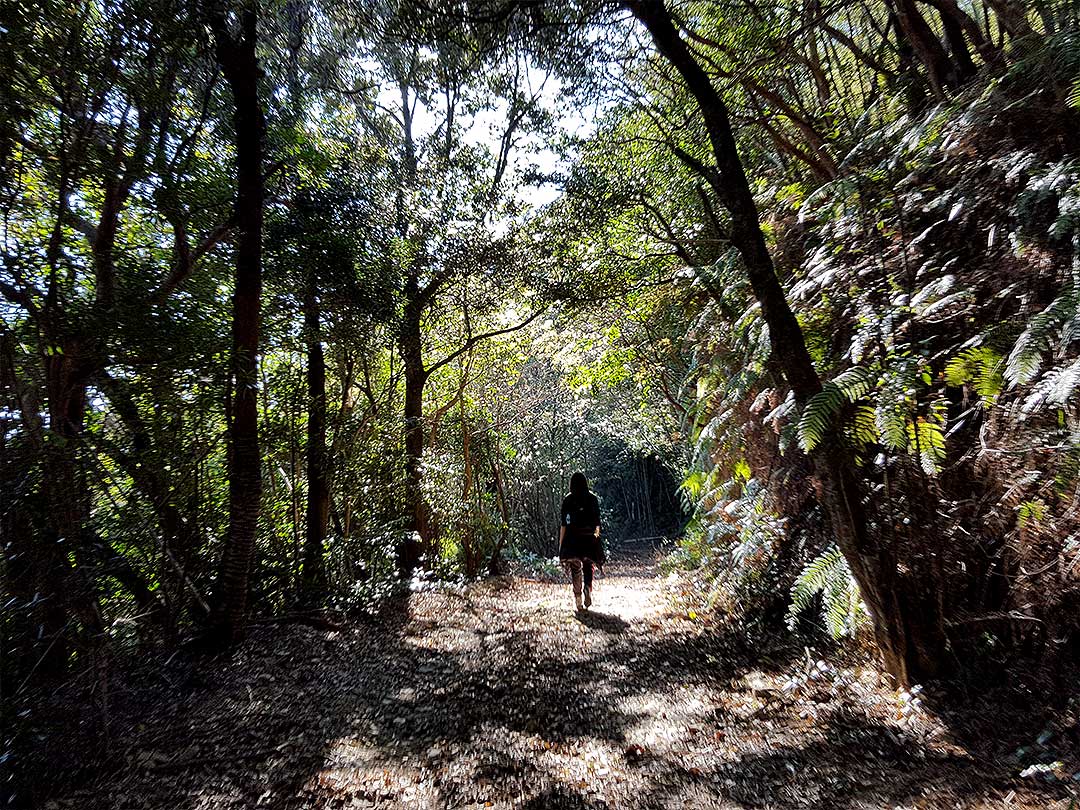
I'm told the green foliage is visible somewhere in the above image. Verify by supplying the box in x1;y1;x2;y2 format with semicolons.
1007;281;1080;386
908;411;948;474
946;346;1005;403
1025;357;1080;412
9;6;1080;797
848;404;880;448
798;367;873;452
796;358;951;472
787;547;868;639
875;358;920;451
1069;80;1080;110
1017;499;1047;529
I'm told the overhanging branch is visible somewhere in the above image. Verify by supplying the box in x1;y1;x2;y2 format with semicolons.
426;306;548;378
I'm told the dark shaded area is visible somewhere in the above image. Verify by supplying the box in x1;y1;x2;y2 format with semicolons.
588;440;685;544
28;552;1075;810
575;610;630;635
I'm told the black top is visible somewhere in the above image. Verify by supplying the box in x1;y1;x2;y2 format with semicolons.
559;491;601;560
561;491;601;531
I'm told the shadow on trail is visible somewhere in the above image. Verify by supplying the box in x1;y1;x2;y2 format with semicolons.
574;609;629;634
625;705;1068;810
38;551;1076;809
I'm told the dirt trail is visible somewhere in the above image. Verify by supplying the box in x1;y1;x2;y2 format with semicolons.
44;549;1072;809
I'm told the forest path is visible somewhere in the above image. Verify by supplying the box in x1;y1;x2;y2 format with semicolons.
47;547;1068;809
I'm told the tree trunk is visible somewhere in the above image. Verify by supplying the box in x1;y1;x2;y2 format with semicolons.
938;8;978;81
626;1;820;402
1029;0;1056;34
983;0;1034;37
300;271;329;604
96;372;204;633
888;9;929;107
208;7;265;645
487;456;510;576
39;340;105;675
399;294;427;574
626;0;950;685
889;0;960;96
460;405;476;578
925;0;1001;65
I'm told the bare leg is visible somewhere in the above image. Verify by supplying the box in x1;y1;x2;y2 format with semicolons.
562;559;584;609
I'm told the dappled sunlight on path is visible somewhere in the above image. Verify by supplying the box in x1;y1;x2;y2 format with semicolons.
44;549;1072;810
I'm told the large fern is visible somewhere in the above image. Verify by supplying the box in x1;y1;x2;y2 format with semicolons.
875;357;921;451
1023;357;1080;412
787;546;868;639
908;410;948;474
797;367;874;452
845;404;880;449
945;346;1005;405
1005;273;1080;387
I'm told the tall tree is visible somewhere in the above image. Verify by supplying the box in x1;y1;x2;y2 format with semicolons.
206;1;266;643
364;29;554;574
624;0;949;685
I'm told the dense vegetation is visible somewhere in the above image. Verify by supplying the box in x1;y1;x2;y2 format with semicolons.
3;0;1080;803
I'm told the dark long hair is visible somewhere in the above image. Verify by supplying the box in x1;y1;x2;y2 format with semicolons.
569;471;589;496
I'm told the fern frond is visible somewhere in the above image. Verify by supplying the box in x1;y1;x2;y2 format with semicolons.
788;546;843;622
798;367;873;452
1069;79;1080;110
823;557;862;638
876;358;920;450
945;346;1004;403
908;416;947;474
875;399;910;451
798;386;846;453
1022;357;1080;412
833;366;875;401
1005;280;1080;386
787;546;867;638
846;404;879;448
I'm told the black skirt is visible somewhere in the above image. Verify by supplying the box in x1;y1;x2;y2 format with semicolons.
560;528;602;562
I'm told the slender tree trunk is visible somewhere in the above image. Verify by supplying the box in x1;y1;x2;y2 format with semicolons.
399;294;427;574
626;0;949;685
939;9;978;81
487;456;510;576
626;1;820;401
1029;0;1056;33
300;273;329;604
888;9;929;107
38;339;105;675
889;0;960;95
983;0;1034;37
926;0;1001;64
208;7;265;645
460;405;476;578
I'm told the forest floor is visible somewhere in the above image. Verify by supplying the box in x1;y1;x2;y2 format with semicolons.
41;547;1079;810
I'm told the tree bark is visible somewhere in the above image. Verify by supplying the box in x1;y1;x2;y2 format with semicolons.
38;337;105;676
300;272;329;604
924;0;1000;65
460;404;476;578
888;0;959;96
208;6;265;645
626;1;820;403
626;0;950;685
982;0;1034;37
938;8;978;81
399;291;427;574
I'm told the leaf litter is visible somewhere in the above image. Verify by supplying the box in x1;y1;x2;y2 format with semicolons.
37;550;1076;809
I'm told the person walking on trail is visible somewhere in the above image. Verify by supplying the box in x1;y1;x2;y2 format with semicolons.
559;472;604;611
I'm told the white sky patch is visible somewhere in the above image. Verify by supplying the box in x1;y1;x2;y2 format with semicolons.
371;62;596;215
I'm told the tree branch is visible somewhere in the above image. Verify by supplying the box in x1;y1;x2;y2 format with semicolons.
426;306;548;378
